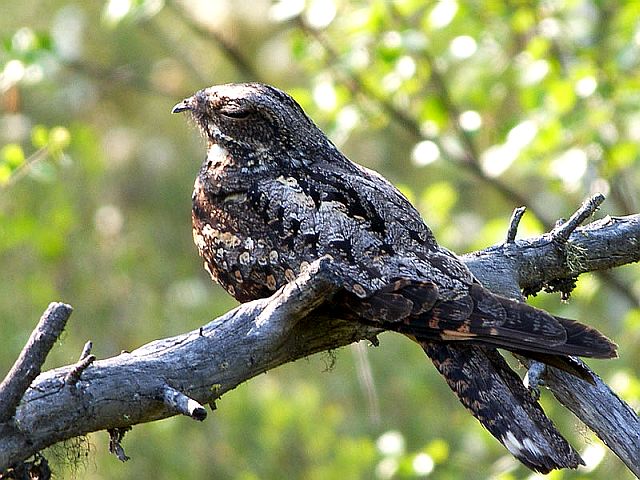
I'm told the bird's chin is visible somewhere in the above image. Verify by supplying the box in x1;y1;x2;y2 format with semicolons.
202;122;230;146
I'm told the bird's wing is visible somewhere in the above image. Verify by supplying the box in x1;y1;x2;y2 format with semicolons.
302;163;616;359
344;278;617;359
335;278;592;472
297;160;438;249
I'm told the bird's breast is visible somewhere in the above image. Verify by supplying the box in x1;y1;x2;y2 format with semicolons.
192;173;311;301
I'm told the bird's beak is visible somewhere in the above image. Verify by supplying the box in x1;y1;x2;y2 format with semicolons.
172;97;194;114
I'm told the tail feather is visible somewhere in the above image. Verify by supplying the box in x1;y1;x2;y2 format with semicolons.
338;278;616;471
421;342;584;473
512;350;596;384
337;279;614;471
472;292;618;359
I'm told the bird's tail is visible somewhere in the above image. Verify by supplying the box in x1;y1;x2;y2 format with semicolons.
338;279;614;471
420;342;584;473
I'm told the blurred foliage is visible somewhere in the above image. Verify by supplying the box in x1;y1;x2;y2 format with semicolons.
1;0;639;478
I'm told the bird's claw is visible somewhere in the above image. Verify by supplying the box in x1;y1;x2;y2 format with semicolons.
524;361;547;400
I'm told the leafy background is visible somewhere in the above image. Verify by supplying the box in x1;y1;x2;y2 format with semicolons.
1;0;639;478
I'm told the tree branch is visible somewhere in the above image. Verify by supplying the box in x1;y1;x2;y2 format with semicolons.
0;303;72;423
550;193;605;242
464;212;640;297
0;258;375;471
463;206;640;476
165;1;260;80
505;206;527;243
1;208;638;475
161;385;207;421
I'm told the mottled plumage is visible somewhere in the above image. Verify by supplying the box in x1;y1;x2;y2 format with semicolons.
173;83;616;472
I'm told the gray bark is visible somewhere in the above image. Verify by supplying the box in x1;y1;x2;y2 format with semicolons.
1;211;639;476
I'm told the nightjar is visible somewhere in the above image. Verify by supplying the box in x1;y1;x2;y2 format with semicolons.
173;83;616;473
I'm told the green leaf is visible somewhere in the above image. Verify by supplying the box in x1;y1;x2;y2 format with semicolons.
624;309;640;332
511;8;535;33
547;79;576;114
31;125;49;148
425;438;449;463
0;164;12;184
419;181;457;226
609;142;638;170
1;143;25;168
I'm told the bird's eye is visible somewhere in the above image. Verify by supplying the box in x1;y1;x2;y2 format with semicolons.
220;107;252;119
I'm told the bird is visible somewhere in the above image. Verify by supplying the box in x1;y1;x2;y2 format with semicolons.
172;82;616;473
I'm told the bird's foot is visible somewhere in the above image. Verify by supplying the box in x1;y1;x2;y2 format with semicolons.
524;361;547;400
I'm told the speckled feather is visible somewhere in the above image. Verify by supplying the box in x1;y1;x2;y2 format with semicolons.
174;83;616;472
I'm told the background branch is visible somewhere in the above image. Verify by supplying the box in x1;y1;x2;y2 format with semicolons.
165;1;259;80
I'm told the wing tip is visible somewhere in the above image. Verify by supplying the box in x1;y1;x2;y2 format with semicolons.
556;316;618;359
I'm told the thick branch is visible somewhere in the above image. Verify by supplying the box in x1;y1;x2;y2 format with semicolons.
0;303;72;423
519;356;640;477
1;213;639;474
0;259;377;470
463;213;640;297
545;364;640;472
464;211;640;476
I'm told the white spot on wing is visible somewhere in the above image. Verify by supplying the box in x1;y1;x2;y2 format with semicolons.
502;431;523;455
502;431;543;458
193;233;207;250
522;437;542;456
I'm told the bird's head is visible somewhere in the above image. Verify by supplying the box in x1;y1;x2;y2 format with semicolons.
173;83;333;168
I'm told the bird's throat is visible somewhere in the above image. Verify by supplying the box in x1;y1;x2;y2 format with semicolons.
206;143;231;169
